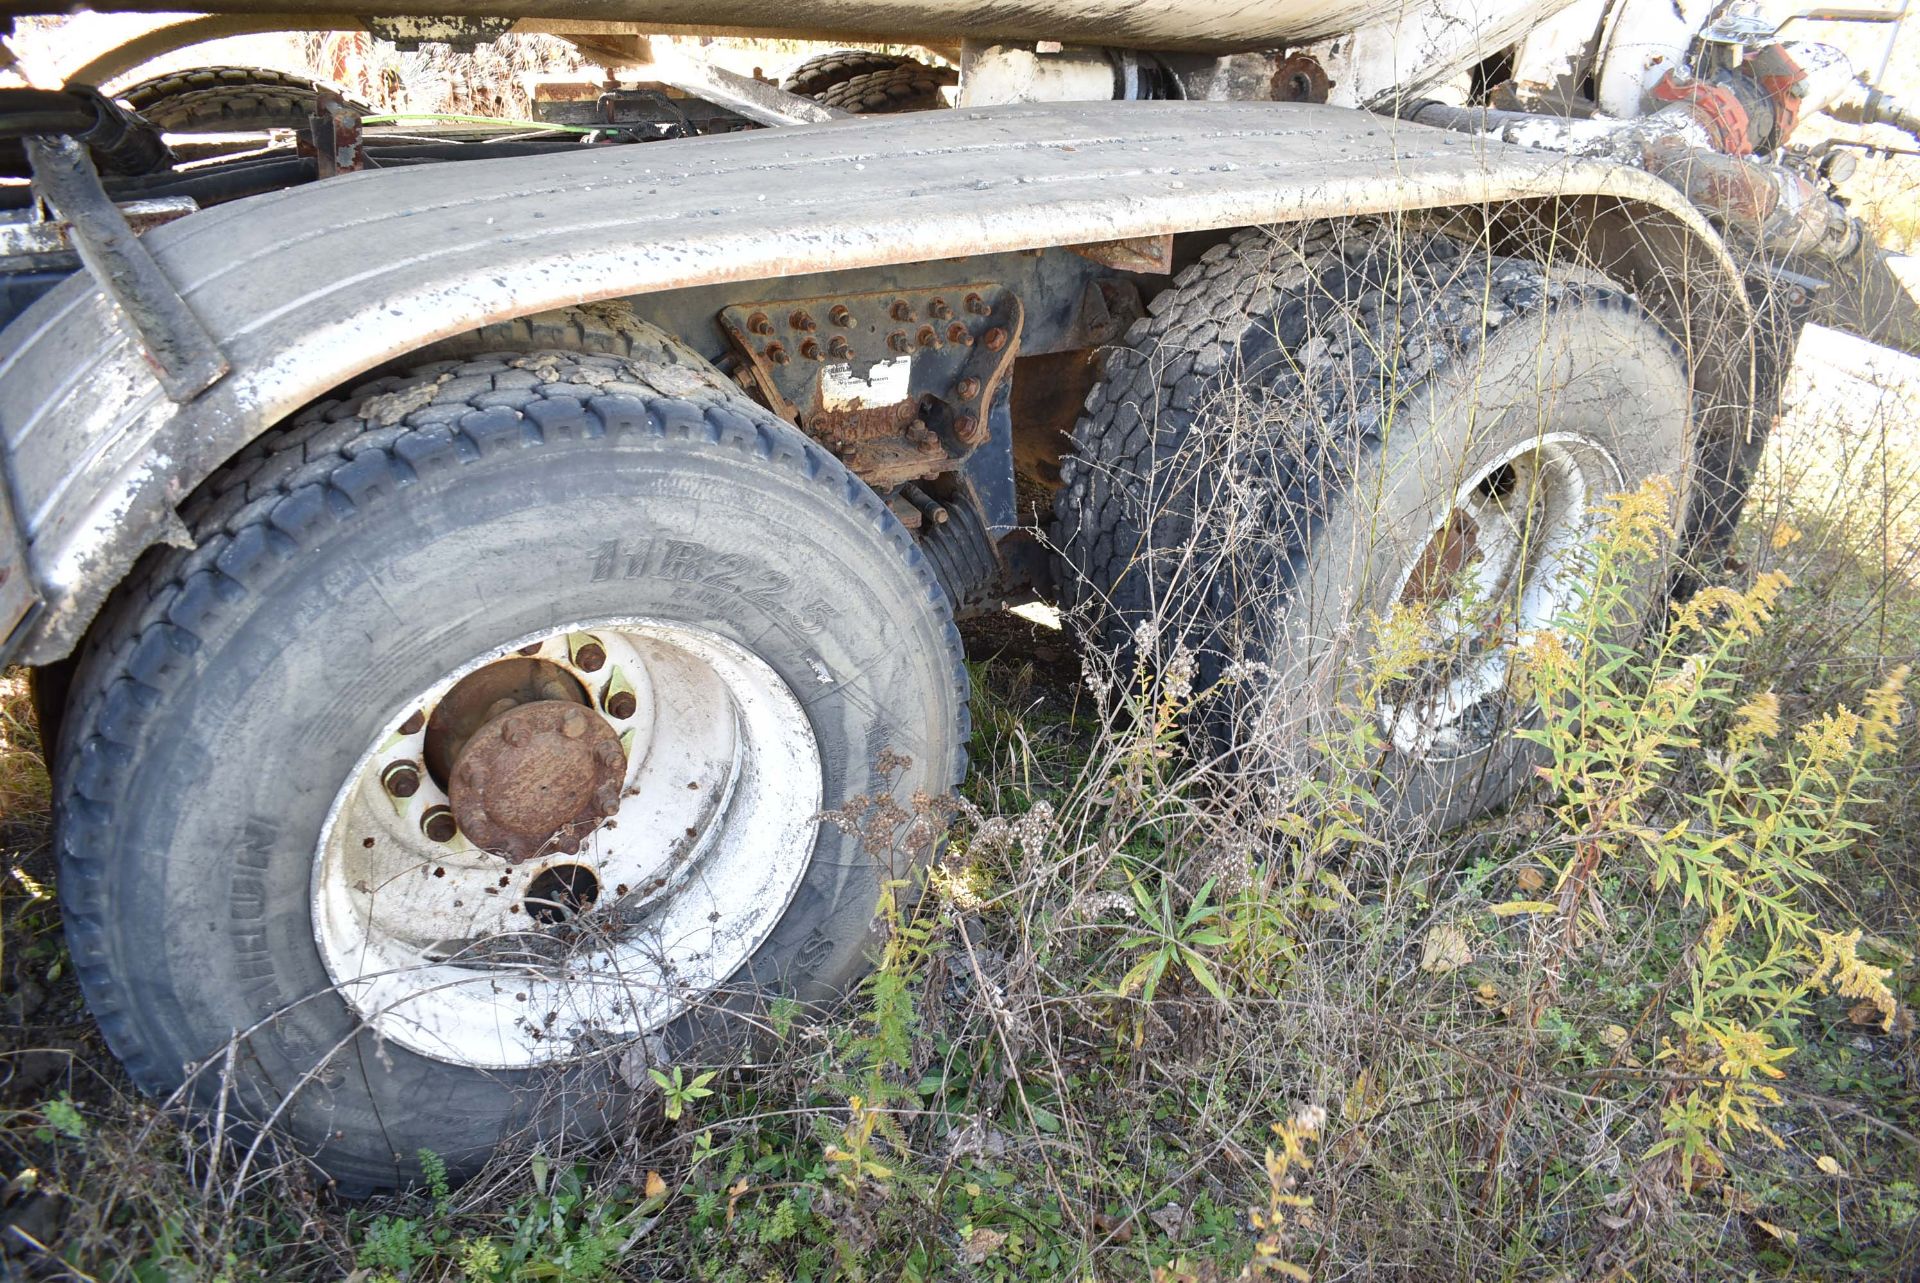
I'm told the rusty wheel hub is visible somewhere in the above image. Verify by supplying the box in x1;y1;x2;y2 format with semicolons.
1377;434;1622;759
449;699;626;862
315;621;822;1070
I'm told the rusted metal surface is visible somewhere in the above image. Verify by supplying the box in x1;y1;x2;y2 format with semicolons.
421;655;585;787
1068;233;1175;274
0;101;1750;665
722;283;1021;484
307;88;365;178
1271;52;1333;103
447;698;626;863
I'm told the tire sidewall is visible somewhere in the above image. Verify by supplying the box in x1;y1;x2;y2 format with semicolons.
68;406;960;1185
1260;294;1692;828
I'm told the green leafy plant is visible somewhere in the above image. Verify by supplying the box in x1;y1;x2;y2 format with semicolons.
649;1065;718;1122
1519;479;1907;1184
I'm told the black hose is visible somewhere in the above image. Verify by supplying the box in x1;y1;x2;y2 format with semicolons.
0;87;172;176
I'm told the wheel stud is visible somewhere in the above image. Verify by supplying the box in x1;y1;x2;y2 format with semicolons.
573;639;607;672
421;805;457;843
381;760;422;798
602;684;637;719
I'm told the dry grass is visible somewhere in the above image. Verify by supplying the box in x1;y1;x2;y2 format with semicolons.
0;111;1909;1283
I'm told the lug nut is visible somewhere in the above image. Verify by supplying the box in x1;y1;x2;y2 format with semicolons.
382;760;422;798
828;336;852;359
829;305;853;327
948;324;973;347
957;376;982;399
965;293;990;316
788;309;816;331
767;342;790;365
421;805;457;843
888;331;912;354
573;640;606;672
561;709;589;739
746;311;773;336
890;299;913;321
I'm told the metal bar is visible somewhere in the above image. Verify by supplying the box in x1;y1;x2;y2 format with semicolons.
641;59;850;127
65;13;370;88
25;135;228;402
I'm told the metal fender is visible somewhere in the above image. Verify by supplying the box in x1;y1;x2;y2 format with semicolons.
0;100;1754;664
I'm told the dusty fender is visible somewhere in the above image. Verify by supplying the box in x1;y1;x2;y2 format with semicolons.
0;100;1756;664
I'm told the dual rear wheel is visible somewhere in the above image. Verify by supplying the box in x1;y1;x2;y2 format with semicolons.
53;227;1697;1188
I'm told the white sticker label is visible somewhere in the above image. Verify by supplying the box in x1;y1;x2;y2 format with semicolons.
820;357;912;409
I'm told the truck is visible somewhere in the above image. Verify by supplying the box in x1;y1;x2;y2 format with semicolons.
0;0;1913;1193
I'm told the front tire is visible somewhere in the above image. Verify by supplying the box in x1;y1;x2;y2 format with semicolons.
56;342;967;1192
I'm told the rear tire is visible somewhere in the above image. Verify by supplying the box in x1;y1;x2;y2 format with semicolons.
815;60;956;113
116;65;366;132
1054;224;1694;829
780;49;913;97
56;340;967;1193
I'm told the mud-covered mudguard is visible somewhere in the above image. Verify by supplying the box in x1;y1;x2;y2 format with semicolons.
0;100;1755;665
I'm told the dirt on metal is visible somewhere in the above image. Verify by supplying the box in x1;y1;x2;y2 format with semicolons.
447;698;626;863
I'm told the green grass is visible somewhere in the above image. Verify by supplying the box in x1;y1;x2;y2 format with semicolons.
2;368;1918;1281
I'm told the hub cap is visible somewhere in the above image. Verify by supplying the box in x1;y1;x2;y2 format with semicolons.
1378;433;1623;760
312;620;821;1069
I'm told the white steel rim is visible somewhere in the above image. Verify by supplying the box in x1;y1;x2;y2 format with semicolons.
1378;432;1623;761
312;619;822;1070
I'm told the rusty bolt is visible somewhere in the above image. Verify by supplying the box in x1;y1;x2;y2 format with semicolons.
917;325;939;349
746;311;773;336
929;297;952;319
947;323;973;347
382;760;422;798
421;805;457;843
573;640;606;672
888;331;912;354
957;376;982;399
603;685;638;719
890;299;913;321
955;413;981;442
788;309;816;331
398;709;426;736
767;342;790;365
828;335;852;360
829;304;853;327
561;709;589;739
965;293;990;316
984;327;1009;352
800;338;821;360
